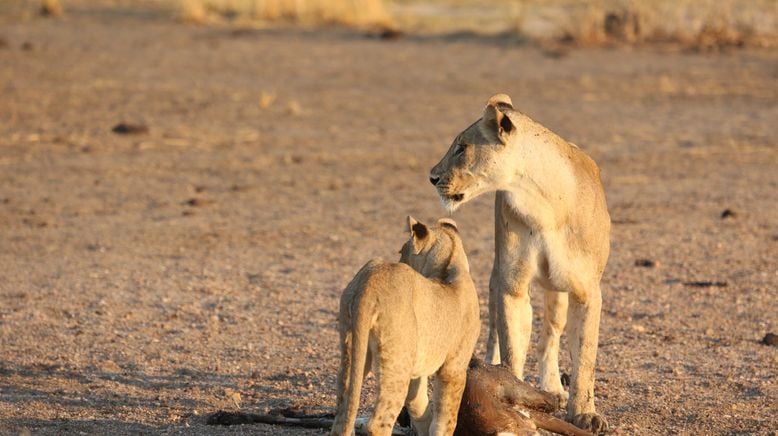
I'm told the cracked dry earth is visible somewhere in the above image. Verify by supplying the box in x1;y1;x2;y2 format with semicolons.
1;4;777;436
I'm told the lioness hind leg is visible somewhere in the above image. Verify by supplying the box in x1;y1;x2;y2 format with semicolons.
537;289;569;407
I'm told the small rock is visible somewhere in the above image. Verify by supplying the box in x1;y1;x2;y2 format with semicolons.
683;280;728;288
245;273;261;285
112;122;149;135
720;208;737;219
183;198;211;207
20;41;34;51
259;91;276;109
634;258;656;268
286;100;302;116
375;27;403;40
100;360;121;373
224;388;241;408
282;154;304;165
540;44;570;59
761;333;778;347
40;0;64;16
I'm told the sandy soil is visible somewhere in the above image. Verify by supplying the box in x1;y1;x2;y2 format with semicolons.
1;3;777;435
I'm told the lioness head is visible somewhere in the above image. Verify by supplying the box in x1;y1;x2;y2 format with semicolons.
429;93;518;212
399;216;469;284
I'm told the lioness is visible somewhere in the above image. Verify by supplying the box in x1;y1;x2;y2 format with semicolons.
331;217;480;436
429;94;611;434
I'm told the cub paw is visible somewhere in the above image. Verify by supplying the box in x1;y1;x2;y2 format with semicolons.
572;412;608;435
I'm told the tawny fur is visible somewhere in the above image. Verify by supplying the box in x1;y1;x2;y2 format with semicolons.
331;217;480;436
429;94;610;434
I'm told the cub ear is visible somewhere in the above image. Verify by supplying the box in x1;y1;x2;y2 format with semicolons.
407;216;429;254
483;93;515;145
437;217;458;232
488;93;513;108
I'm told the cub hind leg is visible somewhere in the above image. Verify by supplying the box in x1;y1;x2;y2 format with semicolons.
368;345;415;436
429;364;467;436
406;376;432;436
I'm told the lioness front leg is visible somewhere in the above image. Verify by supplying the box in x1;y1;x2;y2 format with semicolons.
485;192;505;366
430;367;467;436
495;265;534;380
567;288;607;435
485;265;502;365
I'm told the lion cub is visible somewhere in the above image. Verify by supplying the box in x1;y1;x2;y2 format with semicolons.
330;217;480;436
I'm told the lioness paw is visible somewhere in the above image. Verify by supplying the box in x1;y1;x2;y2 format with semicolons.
572;412;608;435
552;390;569;410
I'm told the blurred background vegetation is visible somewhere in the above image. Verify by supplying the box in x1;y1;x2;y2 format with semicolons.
8;0;778;49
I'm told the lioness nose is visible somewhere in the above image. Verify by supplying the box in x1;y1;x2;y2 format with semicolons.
429;176;440;186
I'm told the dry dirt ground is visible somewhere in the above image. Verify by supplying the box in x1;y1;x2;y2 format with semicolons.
1;3;777;436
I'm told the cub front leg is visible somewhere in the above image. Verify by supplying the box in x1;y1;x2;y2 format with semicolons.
430;367;467;436
567;288;608;435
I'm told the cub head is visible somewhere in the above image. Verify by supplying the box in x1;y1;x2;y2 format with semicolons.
399;216;469;284
429;93;518;213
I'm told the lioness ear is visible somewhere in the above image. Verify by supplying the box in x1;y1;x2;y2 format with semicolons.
483;93;515;145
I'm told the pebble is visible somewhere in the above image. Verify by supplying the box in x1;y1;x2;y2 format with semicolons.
720;208;737;219
634;258;656;268
111;122;149;135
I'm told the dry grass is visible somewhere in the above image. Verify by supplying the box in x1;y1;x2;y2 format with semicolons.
40;0;64;17
173;0;777;48
178;0;393;28
517;0;778;48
